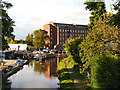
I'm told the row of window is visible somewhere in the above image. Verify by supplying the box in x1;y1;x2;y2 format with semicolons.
59;29;89;33
60;34;87;37
50;34;87;40
50;41;65;45
60;42;65;44
59;35;87;40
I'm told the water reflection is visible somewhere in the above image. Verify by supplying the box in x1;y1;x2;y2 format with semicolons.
2;53;66;89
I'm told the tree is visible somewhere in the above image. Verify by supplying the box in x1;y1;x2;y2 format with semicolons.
84;1;106;31
25;33;33;45
112;1;120;28
79;13;120;73
64;36;83;58
0;1;15;50
30;33;33;45
33;29;49;49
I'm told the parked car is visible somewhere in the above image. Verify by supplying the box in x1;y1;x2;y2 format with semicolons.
50;50;55;54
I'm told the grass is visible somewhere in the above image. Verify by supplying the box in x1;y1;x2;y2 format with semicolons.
57;58;75;89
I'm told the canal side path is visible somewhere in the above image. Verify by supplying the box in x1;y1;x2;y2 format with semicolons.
0;60;17;69
65;60;85;90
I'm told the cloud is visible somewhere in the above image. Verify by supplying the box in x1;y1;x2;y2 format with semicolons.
6;0;91;39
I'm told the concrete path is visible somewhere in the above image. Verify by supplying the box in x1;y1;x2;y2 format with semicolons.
0;59;17;69
65;60;85;90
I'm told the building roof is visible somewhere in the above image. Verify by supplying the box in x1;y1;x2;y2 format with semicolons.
49;21;88;29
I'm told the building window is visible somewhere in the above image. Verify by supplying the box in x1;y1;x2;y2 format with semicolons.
63;34;64;36
73;30;74;32
51;29;52;31
60;29;61;32
78;30;79;33
63;29;64;32
83;30;84;33
63;38;64;40
51;41;52;44
60;34;61;36
65;29;67;32
75;30;77;32
51;33;52;35
60;37;61;40
70;30;72;32
50;37;52;40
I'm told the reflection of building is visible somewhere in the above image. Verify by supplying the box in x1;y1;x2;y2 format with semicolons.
43;21;89;49
44;60;57;80
33;54;67;80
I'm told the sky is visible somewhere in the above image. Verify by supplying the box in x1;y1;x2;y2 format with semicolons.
4;0;117;40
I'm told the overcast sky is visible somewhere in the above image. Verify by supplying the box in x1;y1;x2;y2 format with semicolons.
5;0;117;40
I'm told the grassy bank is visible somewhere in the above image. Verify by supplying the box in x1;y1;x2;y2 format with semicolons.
57;58;75;89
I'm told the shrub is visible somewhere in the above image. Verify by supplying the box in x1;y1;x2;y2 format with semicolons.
91;54;120;88
57;58;75;89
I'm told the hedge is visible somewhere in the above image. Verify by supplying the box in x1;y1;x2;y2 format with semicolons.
91;54;120;88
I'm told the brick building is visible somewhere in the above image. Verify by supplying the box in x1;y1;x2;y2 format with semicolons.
43;21;89;49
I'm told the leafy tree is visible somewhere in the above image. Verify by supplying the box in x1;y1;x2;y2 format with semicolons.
8;39;17;44
64;36;83;58
0;1;15;50
79;13;120;73
84;1;106;31
112;1;120;28
33;29;49;49
25;33;33;45
30;33;33;45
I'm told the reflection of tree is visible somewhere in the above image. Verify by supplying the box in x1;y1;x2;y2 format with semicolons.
32;56;66;80
28;61;33;68
34;61;44;74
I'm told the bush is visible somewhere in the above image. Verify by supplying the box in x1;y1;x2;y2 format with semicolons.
91;54;120;88
57;58;75;89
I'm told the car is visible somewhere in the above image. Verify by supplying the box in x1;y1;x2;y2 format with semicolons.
50;50;54;54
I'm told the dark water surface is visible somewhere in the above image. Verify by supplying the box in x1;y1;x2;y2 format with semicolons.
2;53;66;89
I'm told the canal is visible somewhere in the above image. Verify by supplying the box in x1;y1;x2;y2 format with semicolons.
2;53;66;89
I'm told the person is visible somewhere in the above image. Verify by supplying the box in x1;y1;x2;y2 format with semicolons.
19;59;23;65
87;70;91;83
16;57;20;66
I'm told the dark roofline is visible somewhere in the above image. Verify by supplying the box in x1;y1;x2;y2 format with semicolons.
53;22;88;27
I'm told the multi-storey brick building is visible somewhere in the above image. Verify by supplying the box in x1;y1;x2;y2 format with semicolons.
43;21;89;49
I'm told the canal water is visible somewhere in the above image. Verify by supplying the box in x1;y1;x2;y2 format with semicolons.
2;53;66;89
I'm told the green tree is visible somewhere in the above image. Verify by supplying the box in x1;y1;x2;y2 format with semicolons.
64;37;83;58
79;13;120;73
30;33;33;45
33;29;49;49
112;1;120;28
25;33;31;45
0;1;15;50
84;1;106;31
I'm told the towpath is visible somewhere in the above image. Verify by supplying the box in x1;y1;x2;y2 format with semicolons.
65;60;85;90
